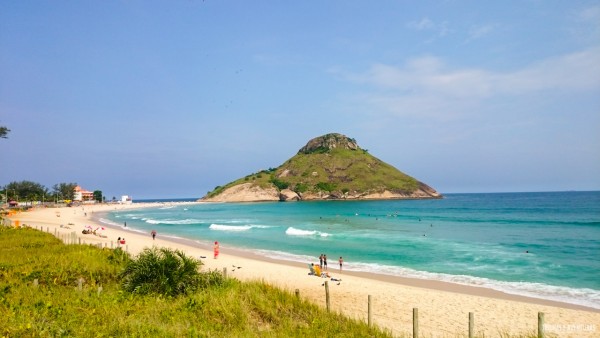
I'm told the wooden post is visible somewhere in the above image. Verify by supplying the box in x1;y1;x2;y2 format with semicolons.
324;281;330;312
469;312;474;338
223;267;227;279
368;295;372;327
111;241;113;249
47;226;49;233
538;312;545;338
126;244;128;252
78;238;81;245
295;289;299;298
54;228;57;236
413;308;418;338
77;278;83;291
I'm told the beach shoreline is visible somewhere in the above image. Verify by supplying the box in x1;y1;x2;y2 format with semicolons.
7;203;600;337
94;209;598;313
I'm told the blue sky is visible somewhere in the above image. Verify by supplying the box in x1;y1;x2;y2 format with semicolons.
1;1;599;199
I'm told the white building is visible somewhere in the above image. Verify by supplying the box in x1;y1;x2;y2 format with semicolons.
120;195;133;204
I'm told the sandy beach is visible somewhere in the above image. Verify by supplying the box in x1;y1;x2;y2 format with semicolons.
6;203;600;337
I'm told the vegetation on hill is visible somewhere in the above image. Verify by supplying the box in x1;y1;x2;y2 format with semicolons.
205;133;438;200
0;226;391;337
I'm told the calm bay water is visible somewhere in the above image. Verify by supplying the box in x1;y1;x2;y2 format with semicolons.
103;191;600;309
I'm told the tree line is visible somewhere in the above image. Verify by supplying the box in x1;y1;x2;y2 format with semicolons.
1;181;103;204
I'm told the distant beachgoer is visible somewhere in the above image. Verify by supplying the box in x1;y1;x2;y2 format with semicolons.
323;254;328;270
120;238;126;245
151;230;157;240
319;254;324;269
124;222;127;227
339;257;343;272
214;241;220;259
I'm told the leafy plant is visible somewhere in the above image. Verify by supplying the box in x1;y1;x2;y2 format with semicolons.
294;183;309;193
270;177;289;190
120;247;204;297
315;182;336;192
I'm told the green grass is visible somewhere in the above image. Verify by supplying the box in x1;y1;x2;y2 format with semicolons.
0;226;392;337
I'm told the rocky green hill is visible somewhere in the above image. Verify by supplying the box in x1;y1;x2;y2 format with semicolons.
201;133;441;202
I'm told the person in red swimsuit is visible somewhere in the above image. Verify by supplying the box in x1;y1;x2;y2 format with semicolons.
213;241;220;259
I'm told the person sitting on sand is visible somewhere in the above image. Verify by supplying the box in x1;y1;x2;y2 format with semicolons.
314;264;322;277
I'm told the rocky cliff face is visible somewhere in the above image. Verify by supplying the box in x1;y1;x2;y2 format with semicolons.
298;133;359;154
204;183;280;202
201;133;442;202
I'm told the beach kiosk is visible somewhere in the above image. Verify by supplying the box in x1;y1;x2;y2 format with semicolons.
120;195;133;205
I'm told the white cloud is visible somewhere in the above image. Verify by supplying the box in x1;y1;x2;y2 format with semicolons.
579;5;600;22
407;17;435;31
466;24;495;42
570;5;600;42
332;47;600;119
494;47;600;92
406;17;450;38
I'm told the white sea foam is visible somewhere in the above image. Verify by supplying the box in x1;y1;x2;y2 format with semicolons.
344;262;600;310
145;218;201;225
285;227;331;237
233;247;600;310
209;224;273;232
98;218;121;227
253;249;317;263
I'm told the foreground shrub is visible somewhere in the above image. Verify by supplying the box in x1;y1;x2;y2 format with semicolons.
120;247;203;296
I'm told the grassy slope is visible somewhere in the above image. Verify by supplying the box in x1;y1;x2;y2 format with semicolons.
206;149;419;198
0;226;391;337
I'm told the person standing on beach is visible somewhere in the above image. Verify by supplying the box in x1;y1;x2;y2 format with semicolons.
319;254;324;269
323;254;328;270
151;230;156;240
339;256;343;272
214;241;220;259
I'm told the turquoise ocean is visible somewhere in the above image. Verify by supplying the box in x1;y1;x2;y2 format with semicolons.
101;191;600;309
